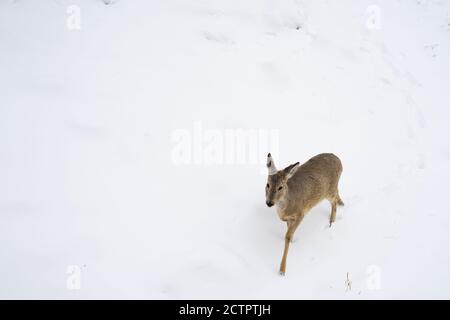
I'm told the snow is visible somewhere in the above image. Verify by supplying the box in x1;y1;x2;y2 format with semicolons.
1;0;450;299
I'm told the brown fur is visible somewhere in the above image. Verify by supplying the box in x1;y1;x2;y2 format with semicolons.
265;153;344;275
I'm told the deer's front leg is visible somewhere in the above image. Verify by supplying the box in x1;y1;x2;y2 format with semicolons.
279;215;304;276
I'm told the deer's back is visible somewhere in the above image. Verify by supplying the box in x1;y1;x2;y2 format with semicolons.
287;153;342;213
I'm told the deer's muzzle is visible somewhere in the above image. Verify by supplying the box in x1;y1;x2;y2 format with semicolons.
266;200;274;207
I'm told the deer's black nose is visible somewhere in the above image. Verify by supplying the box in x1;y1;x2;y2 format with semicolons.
266;201;274;207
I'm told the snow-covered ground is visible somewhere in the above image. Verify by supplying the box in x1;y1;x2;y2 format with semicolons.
1;0;449;299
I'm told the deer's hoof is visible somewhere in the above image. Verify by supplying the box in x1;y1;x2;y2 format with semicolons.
279;270;285;276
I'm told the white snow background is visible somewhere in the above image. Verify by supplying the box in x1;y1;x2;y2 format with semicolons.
0;0;450;299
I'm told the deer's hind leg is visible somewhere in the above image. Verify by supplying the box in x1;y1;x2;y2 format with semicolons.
337;191;344;206
329;200;337;227
328;192;341;227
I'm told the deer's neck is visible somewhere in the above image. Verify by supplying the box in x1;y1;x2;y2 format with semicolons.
275;194;291;221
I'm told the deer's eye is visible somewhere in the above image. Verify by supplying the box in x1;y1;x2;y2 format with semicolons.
278;186;283;191
266;184;270;189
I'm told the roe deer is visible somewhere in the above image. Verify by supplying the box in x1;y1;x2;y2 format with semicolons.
265;153;344;275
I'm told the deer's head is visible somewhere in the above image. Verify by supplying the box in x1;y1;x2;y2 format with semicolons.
265;153;299;207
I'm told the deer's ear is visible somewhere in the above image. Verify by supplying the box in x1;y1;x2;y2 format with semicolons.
284;162;300;179
267;153;278;175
